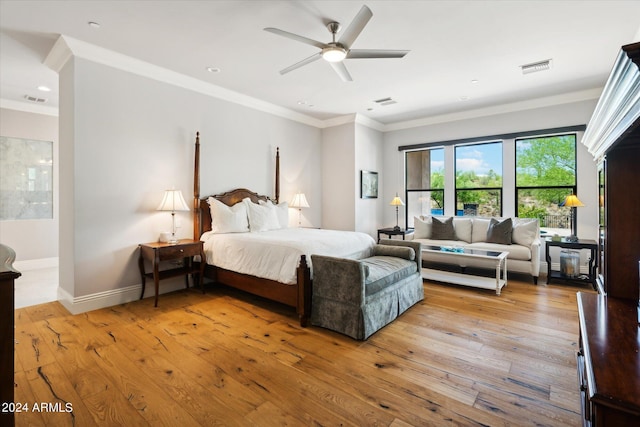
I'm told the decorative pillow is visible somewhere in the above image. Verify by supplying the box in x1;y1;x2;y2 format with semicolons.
259;199;289;229
512;218;538;247
471;218;490;242
431;217;456;240
452;218;473;243
207;197;249;233
373;245;416;260
413;216;431;239
486;218;513;245
244;198;280;232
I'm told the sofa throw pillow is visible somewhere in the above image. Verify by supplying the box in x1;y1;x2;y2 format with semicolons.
413;216;431;239
486;218;513;245
431;217;456;240
512;218;538;246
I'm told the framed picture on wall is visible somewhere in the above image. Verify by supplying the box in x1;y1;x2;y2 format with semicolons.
361;170;378;198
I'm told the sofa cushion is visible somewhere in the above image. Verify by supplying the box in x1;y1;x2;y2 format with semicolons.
431;217;456;240
471;218;490;243
486;218;513;245
466;242;532;261
414;216;431;239
373;244;415;260
512;218;538;246
453;217;473;243
362;256;417;296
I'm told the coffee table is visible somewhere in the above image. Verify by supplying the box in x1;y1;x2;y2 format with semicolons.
421;245;508;295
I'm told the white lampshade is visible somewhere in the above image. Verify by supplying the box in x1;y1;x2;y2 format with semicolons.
157;189;190;212
290;193;310;209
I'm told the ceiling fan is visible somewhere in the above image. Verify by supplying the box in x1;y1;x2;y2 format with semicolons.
264;5;409;82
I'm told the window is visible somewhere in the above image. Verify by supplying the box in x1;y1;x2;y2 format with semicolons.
515;134;577;234
455;142;502;216
405;148;444;227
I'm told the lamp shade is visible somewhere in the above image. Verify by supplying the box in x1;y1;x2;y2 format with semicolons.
157;189;190;212
290;193;310;209
564;194;585;207
390;195;405;206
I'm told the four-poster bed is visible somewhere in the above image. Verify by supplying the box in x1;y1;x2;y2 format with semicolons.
192;132;375;326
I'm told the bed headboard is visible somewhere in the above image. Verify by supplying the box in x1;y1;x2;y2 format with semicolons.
198;189;273;234
193;132;280;238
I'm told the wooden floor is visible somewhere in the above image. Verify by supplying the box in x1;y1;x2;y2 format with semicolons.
13;276;590;426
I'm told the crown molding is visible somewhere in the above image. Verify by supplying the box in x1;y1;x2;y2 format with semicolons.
0;98;58;116
44;35;324;128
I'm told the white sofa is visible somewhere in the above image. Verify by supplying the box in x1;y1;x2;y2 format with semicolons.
412;216;541;284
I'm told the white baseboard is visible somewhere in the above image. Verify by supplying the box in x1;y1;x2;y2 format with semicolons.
57;278;190;315
14;257;58;271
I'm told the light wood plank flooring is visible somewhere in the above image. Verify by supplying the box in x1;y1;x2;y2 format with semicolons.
13;276;590;426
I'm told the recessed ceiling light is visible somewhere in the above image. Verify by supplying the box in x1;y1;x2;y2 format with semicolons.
206;67;220;73
88;21;101;28
471;79;479;84
37;85;51;92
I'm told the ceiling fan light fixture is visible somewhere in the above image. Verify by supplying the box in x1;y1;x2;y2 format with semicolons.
322;45;347;62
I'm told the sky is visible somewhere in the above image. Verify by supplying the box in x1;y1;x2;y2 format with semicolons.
430;142;502;175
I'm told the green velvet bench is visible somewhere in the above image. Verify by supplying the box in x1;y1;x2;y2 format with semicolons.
310;239;423;340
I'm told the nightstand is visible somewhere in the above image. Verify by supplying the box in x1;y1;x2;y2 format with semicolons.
138;239;205;307
377;227;414;242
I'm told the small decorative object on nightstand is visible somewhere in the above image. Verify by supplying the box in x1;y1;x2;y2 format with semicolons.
545;238;597;289
138;239;205;307
389;193;405;231
377;227;414;242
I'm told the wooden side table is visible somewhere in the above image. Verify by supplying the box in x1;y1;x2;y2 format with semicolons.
138;239;205;307
377;227;414;242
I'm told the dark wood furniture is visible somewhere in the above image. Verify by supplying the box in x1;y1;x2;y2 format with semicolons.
377;227;414;242
545;238;597;289
138;239;205;307
192;133;312;326
576;292;640;426
1;244;21;427
581;41;640;301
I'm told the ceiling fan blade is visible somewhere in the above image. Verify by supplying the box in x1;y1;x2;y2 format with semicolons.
329;61;353;82
279;52;322;75
264;27;327;49
347;49;410;59
338;5;373;48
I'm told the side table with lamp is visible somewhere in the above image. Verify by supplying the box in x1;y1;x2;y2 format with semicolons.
378;193;413;242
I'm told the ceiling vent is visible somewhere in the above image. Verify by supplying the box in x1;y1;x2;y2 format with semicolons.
521;59;552;75
24;94;47;103
374;97;397;106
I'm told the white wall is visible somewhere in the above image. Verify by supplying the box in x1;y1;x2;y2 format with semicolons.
321;123;355;231
355;123;384;235
383;99;600;241
0;108;59;263
57;56;322;311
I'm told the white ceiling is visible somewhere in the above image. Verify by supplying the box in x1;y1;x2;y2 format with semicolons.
1;0;639;127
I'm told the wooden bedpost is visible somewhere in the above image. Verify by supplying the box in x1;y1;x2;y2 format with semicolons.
193;132;201;241
297;255;311;327
275;147;280;204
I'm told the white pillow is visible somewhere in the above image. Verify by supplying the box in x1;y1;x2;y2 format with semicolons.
471;218;490;243
207;197;249;233
452;217;473;243
414;216;431;239
244;198;280;232
512;218;539;247
259;199;289;229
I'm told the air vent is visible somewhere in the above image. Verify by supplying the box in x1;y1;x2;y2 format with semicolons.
521;59;552;75
373;97;397;106
24;95;47;103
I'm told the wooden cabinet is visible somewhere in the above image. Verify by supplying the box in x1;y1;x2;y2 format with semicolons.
1;245;21;427
576;293;640;426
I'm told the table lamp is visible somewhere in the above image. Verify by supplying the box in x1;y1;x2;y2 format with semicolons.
564;193;584;242
389;193;405;231
157;189;190;244
289;192;309;227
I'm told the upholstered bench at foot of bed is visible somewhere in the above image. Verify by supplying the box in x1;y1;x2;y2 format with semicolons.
310;240;424;340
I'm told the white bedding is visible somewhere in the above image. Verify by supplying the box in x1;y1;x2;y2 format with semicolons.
201;228;376;284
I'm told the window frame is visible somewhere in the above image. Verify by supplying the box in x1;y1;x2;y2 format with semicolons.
404;147;445;228
454;141;503;217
